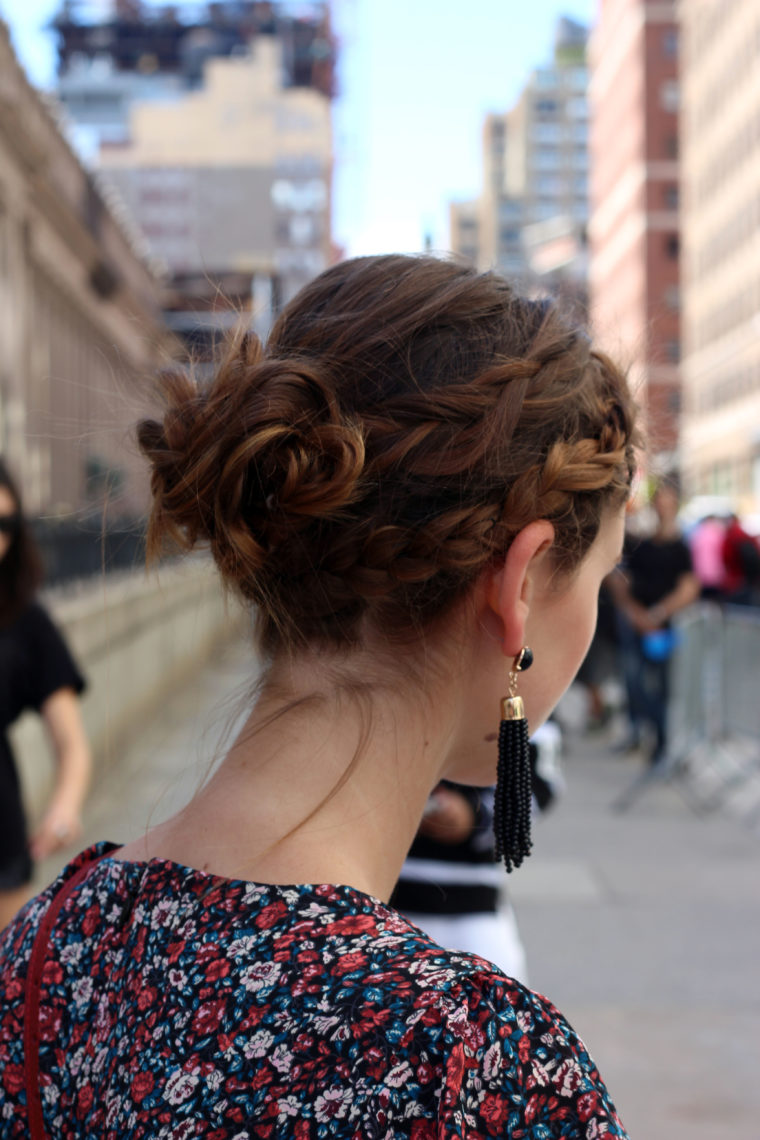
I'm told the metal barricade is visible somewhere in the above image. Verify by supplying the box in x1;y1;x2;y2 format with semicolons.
668;605;760;822
613;603;760;823
668;603;719;761
722;606;760;740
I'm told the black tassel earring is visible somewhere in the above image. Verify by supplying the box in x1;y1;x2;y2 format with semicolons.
494;646;534;873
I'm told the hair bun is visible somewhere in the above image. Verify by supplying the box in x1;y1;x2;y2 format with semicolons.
137;336;366;594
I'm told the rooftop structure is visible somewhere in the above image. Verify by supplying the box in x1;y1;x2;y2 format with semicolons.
54;0;334;150
53;1;335;94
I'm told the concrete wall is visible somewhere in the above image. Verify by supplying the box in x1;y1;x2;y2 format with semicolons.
10;558;244;822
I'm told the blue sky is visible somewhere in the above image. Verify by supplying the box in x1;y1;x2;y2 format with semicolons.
3;0;596;255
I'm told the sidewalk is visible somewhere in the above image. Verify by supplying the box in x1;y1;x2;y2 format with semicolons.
37;646;760;1139
512;719;760;1139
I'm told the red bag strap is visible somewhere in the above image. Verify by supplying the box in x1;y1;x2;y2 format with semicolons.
23;854;106;1139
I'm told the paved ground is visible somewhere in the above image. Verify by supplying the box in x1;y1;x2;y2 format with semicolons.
36;637;760;1139
512;722;760;1140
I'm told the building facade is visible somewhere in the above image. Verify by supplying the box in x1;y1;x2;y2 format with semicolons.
449;200;479;266
0;22;173;516
588;0;680;464
678;1;760;508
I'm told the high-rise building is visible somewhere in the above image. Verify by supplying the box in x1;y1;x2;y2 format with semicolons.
588;0;680;465
678;2;760;508
451;18;589;295
54;1;335;353
504;18;589;231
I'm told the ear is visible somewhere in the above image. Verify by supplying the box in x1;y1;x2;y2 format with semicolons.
485;520;555;657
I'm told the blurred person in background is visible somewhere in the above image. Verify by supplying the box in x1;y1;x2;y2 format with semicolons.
688;513;727;602
610;480;700;766
722;512;760;606
392;782;528;981
576;578;619;727
392;725;562;985
0;460;90;930
0;256;635;1135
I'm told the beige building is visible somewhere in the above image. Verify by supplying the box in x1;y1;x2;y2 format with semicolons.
0;23;173;516
679;1;760;508
98;34;332;317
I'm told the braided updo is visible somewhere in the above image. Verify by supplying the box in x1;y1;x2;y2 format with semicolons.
138;255;637;654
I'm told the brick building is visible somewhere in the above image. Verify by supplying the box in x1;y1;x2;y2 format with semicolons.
588;0;680;465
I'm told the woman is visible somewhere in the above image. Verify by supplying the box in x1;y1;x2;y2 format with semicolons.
0;256;635;1135
0;461;91;930
610;480;699;765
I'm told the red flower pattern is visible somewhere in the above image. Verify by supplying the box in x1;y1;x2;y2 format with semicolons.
0;843;629;1138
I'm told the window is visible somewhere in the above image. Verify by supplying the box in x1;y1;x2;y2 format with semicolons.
665;339;680;363
662;29;678;58
499;199;521;222
534;98;558;114
664;185;679;209
535;68;558;89
271;179;327;211
532;146;560;171
660;80;679;113
566;96;588;120
665;234;680;259
532;122;562;144
536;174;561;194
665;135;679;159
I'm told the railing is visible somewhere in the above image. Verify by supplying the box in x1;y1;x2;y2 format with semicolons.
31;517;147;589
617;603;760;824
12;558;241;825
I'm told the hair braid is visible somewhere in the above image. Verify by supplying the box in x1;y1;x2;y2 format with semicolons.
138;255;638;652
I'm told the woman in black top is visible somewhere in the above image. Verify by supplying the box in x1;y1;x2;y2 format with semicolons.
0;460;90;928
610;481;699;764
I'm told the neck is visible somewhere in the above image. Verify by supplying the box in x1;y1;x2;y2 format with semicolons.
656;520;679;540
140;654;459;902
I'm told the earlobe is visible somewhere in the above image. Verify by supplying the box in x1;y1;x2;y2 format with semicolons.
488;520;555;657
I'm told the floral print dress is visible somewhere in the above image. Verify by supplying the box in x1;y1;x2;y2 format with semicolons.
0;843;629;1138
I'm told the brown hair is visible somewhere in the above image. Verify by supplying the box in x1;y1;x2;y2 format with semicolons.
138;255;637;655
0;458;44;625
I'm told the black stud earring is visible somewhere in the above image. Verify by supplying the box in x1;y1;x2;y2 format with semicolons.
493;646;534;873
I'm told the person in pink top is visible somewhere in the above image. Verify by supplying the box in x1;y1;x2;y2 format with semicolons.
689;514;727;601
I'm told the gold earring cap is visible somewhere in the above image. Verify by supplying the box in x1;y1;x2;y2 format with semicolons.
501;695;525;721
